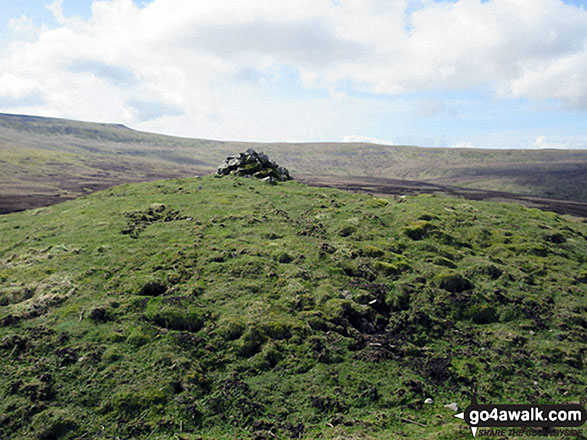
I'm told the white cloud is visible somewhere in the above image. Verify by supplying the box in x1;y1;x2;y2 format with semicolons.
0;0;585;142
46;0;66;24
534;135;548;148
532;135;576;149
0;74;46;108
8;15;43;41
449;141;476;149
343;135;394;145
509;50;587;110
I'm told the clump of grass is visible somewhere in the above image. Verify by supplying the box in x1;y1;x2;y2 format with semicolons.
360;245;385;257
464;304;498;324
111;386;169;417
373;260;410;276
31;408;77;440
126;324;152;347
218;318;246;341
236;326;267;357
403;220;434;240
432;256;456;268
144;297;203;332
433;271;473;292
261;320;292;339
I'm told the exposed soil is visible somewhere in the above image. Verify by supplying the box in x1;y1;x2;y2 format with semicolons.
0;169;208;215
298;174;587;218
2;171;587;218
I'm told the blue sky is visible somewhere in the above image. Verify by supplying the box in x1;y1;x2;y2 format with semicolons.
0;0;585;148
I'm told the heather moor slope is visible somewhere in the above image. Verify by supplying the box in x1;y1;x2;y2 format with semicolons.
0;176;585;439
1;113;586;215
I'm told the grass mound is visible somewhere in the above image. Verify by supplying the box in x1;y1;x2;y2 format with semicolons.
0;176;585;439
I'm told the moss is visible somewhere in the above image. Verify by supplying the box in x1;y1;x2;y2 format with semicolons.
251;342;284;370
342;261;377;281
322;298;362;326
126;325;151;347
465;304;498;324
432;256;456;268
144;297;203;332
102;346;122;362
403;220;434;240
434;271;473;293
218;318;246;341
512;243;548;257
373;260;410;276
111;386;169;416
360;245;385;258
236;162;261;175
386;285;411;311
31;408;77;440
236;326;267;357
262;320;292;340
300;311;328;331
368;198;389;207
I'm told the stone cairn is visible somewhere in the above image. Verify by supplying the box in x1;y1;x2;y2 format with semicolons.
216;148;292;184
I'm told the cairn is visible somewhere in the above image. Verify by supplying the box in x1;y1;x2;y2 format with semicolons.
216;148;292;184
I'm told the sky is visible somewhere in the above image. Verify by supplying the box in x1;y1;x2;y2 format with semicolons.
0;0;586;148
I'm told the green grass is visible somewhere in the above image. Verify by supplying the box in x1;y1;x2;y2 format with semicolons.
0;175;585;439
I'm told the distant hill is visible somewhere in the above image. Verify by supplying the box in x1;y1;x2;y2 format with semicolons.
1;176;585;439
1;113;587;215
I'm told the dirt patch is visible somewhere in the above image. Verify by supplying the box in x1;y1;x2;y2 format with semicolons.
3;171;586;218
298;174;587;218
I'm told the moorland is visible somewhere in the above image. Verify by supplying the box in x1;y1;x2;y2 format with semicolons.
2;113;587;215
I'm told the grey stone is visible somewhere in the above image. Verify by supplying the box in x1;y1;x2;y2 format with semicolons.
216;149;292;183
444;402;459;411
258;153;270;165
217;163;231;175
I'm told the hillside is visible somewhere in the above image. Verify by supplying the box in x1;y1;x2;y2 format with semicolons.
0;176;585;439
1;113;587;215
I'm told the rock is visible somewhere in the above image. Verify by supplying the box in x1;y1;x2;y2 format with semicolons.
424;398;434;404
258;153;270;165
217;163;230;175
277;166;290;181
216;149;292;182
444;402;459;411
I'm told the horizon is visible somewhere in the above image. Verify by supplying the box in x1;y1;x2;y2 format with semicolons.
2;110;586;152
0;0;586;149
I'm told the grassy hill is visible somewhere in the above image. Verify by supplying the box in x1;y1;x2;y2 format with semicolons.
0;176;585;439
1;113;587;214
